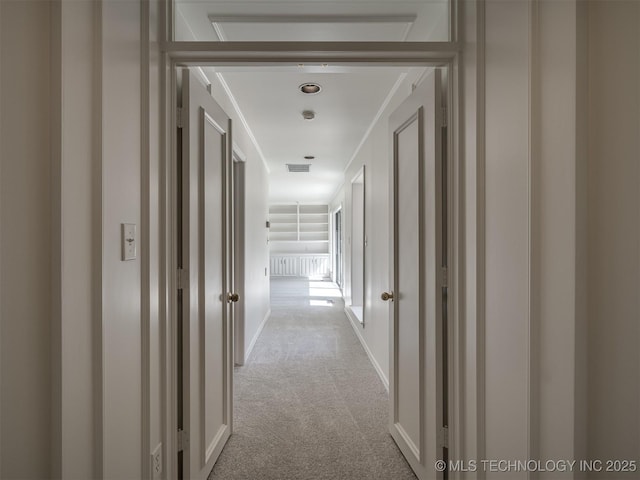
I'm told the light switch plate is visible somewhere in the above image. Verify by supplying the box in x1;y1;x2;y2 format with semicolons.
121;223;137;261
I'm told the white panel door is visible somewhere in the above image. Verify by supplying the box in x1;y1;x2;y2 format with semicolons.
385;70;445;479
181;68;234;480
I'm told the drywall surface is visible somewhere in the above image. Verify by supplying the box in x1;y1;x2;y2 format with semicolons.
101;1;142;477
586;2;640;477
206;72;271;364
484;2;531;468
53;1;99;477
0;2;52;477
177;13;271;366
483;1;588;473
241;156;270;360
536;1;588;472
331;76;414;385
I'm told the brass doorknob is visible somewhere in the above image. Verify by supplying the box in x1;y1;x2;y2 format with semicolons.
227;292;239;303
381;291;394;302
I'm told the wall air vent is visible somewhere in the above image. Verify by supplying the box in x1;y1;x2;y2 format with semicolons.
286;164;311;173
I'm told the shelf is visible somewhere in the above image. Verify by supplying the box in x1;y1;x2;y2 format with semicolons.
300;225;327;233
268;203;329;253
269;233;298;241
299;205;328;214
269;205;297;214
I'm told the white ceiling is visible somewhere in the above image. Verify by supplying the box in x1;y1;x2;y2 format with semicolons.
176;1;448;204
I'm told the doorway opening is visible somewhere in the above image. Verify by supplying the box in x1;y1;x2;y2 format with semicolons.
233;153;246;366
349;167;365;325
169;60;455;480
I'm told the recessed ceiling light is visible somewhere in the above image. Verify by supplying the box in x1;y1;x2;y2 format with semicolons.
302;110;315;121
299;83;321;95
304;155;315;160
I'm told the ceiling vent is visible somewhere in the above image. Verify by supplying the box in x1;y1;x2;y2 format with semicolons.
286;164;311;173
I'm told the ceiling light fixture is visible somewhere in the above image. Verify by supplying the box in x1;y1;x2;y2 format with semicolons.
302;110;315;121
299;83;321;95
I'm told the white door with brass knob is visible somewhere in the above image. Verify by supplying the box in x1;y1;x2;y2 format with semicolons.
386;69;446;479
179;68;234;480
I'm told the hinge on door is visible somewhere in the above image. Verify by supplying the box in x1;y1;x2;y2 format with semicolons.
177;429;188;452
177;268;187;290
438;426;449;449
441;266;448;288
177;107;183;129
441;105;447;127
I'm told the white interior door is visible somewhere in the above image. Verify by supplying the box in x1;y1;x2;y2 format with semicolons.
180;68;235;480
384;69;445;479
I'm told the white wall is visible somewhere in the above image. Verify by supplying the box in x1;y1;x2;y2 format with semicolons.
586;2;640;476
482;0;589;473
101;1;143;477
201;74;271;364
2;1;155;478
51;1;100;477
483;2;531;467
177;11;271;366
475;1;639;476
240;156;271;359
331;75;415;386
0;2;53;477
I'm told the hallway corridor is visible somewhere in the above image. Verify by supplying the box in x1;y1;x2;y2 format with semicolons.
208;278;416;479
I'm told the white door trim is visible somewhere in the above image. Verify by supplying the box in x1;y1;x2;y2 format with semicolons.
158;27;474;480
232;150;246;366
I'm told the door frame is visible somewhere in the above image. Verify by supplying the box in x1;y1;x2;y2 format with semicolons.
162;47;462;480
232;146;247;366
332;205;343;289
349;166;366;326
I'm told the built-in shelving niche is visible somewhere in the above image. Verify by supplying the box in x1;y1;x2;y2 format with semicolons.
268;204;329;253
268;204;330;276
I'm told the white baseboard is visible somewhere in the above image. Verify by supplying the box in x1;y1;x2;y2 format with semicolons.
344;306;389;392
245;308;270;361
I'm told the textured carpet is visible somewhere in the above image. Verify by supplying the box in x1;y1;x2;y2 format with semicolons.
208;277;417;480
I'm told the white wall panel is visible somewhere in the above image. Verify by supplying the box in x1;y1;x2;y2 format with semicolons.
537;1;587;472
0;2;52;478
53;1;100;477
101;1;142;477
587;3;640;476
331;76;413;385
484;2;531;470
206;71;271;366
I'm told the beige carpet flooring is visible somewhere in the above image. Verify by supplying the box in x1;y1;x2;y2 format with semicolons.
208;277;417;480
